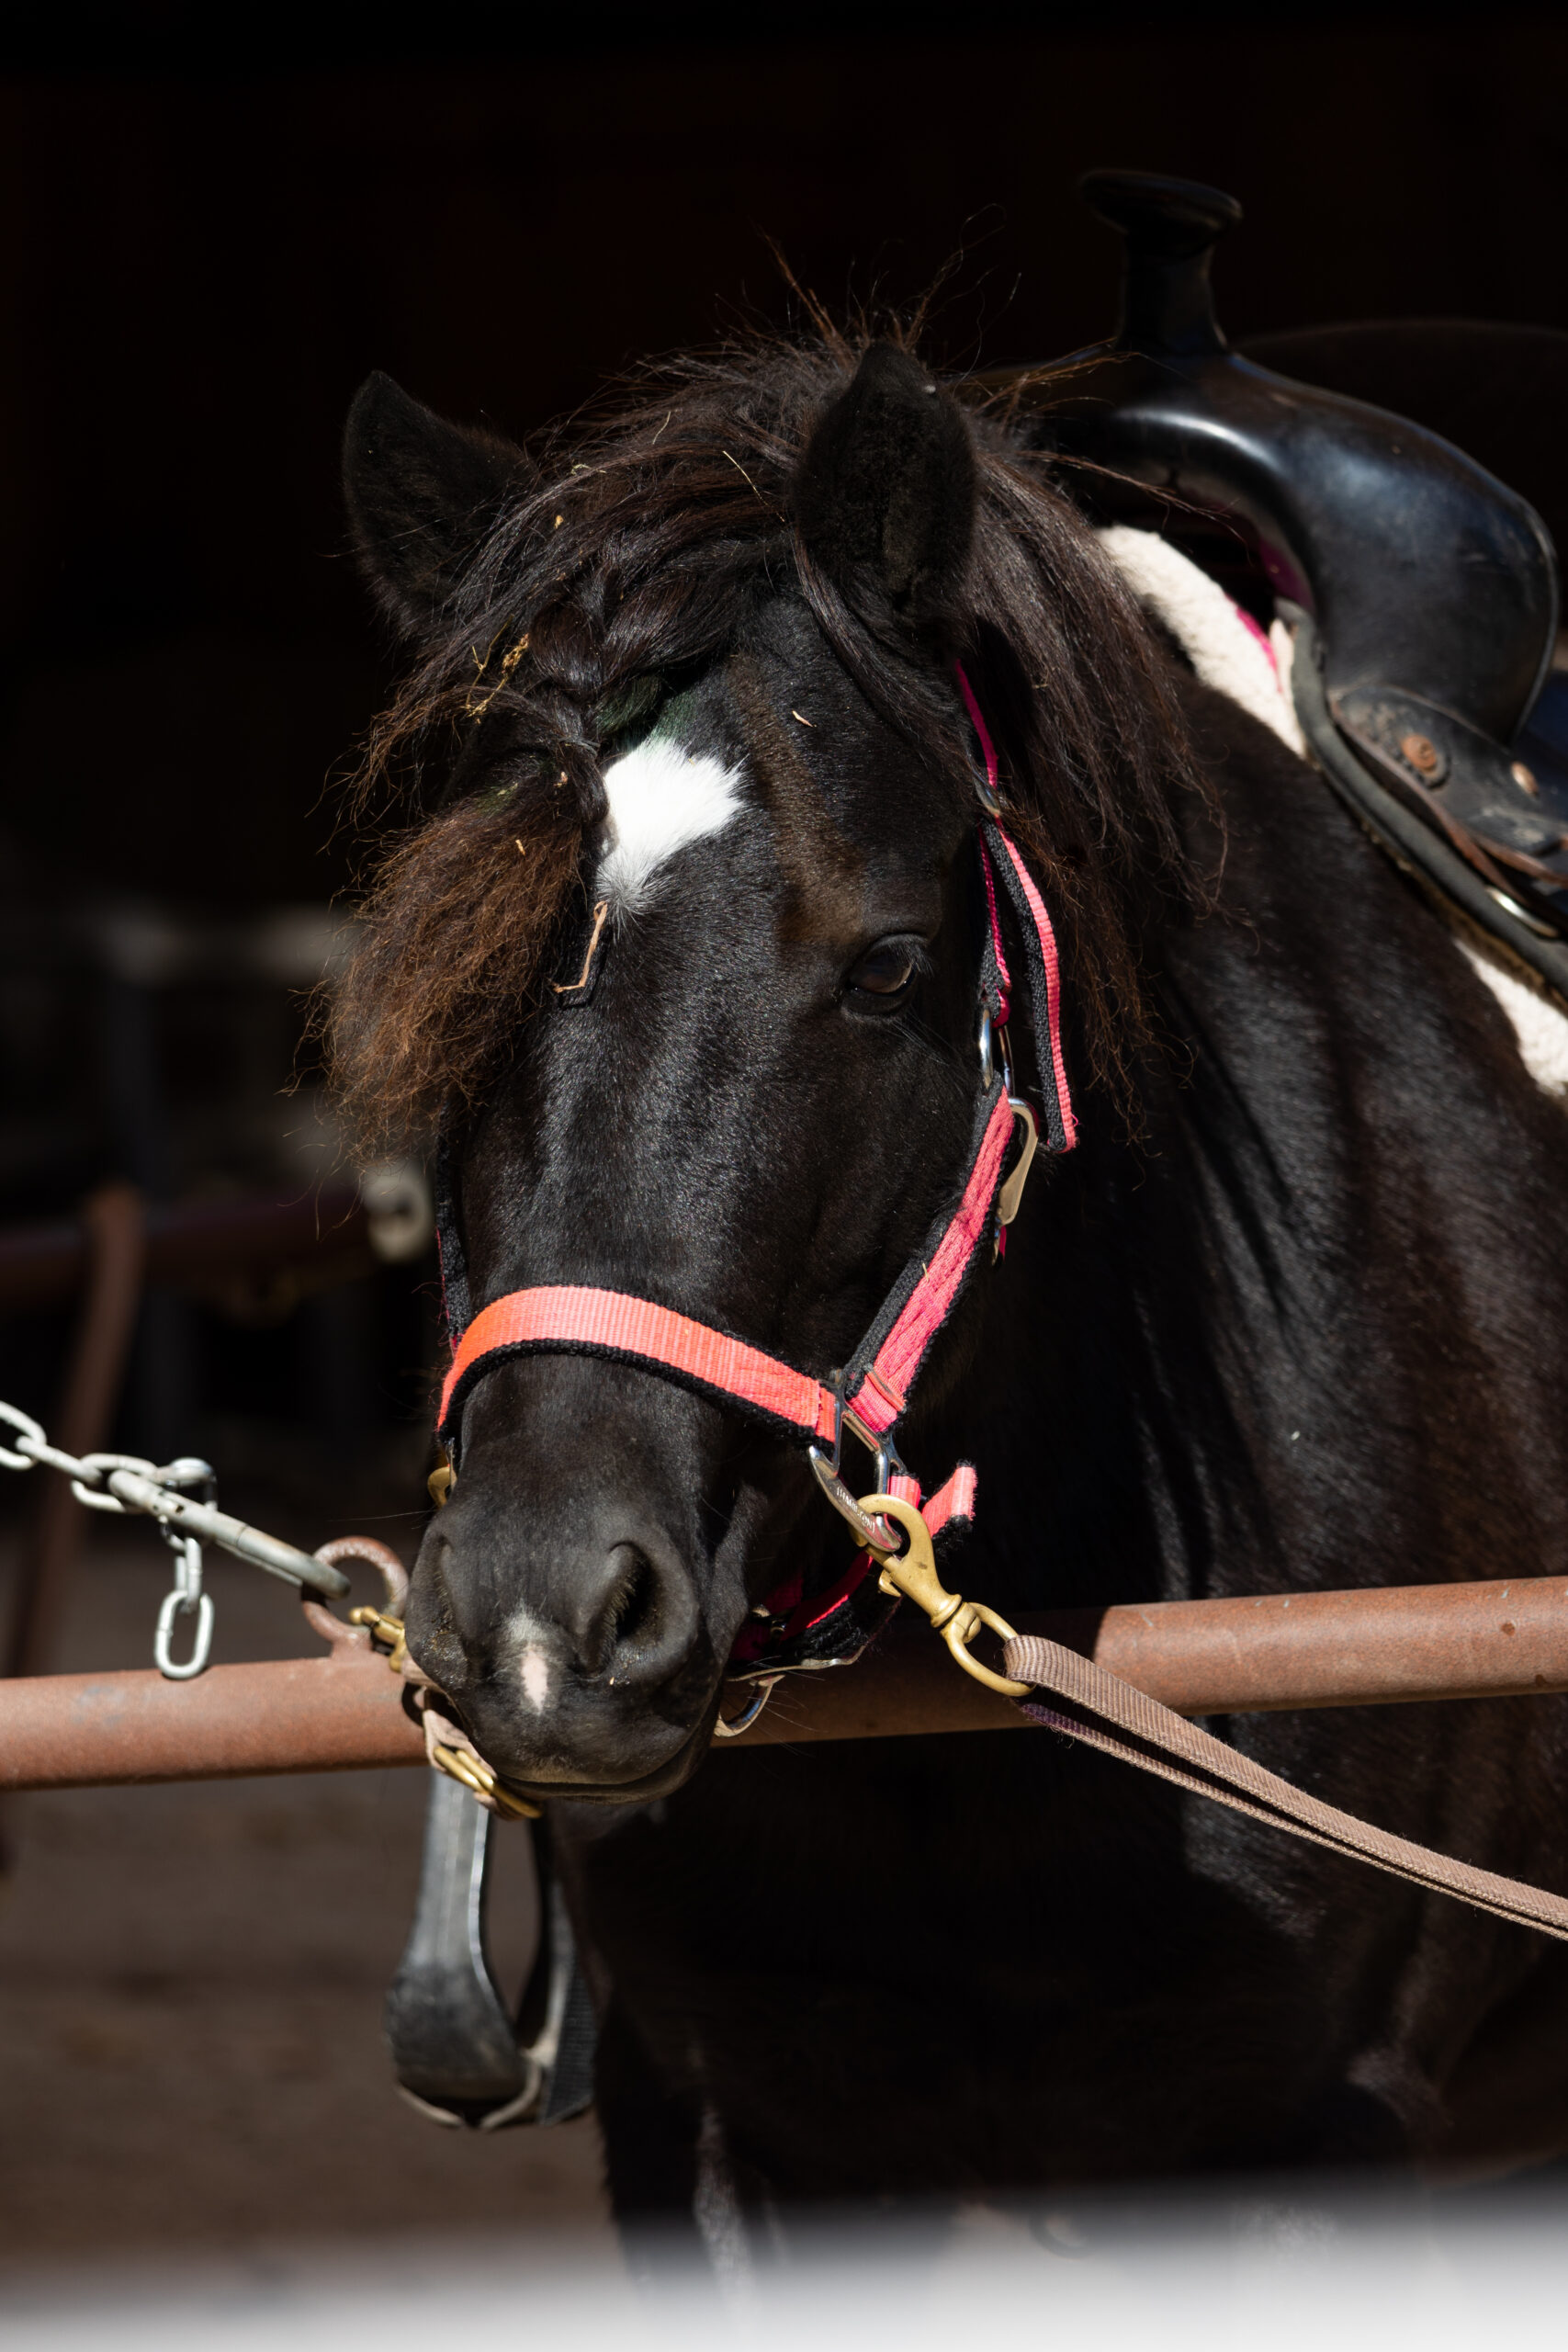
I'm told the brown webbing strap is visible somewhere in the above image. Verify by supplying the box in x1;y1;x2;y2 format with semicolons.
1002;1632;1568;1941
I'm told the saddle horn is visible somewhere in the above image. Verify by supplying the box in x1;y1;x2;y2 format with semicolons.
1080;167;1240;358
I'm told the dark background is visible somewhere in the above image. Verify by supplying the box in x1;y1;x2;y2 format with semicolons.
3;0;1567;1479
6;5;1567;912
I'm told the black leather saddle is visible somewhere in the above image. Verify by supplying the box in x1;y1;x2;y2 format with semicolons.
996;170;1568;1001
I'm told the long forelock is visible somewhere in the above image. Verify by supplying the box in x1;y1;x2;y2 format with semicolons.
326;334;1210;1157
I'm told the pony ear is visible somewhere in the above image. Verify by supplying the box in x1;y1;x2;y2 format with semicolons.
343;372;526;635
795;343;976;618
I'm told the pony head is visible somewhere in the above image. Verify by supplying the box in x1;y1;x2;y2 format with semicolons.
333;335;1199;1800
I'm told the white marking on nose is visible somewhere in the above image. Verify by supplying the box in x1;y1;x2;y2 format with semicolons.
596;737;745;917
520;1645;551;1710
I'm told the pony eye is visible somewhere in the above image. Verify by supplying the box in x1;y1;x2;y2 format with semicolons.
845;938;921;1001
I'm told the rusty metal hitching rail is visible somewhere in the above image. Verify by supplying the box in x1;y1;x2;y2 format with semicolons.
4;1396;1568;1792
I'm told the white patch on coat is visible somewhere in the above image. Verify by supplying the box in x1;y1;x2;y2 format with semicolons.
1097;522;1307;756
1101;524;1568;1102
595;736;745;916
1460;938;1568;1095
520;1645;550;1710
1269;616;1297;714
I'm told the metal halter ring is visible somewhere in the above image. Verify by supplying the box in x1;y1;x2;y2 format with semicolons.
807;1381;908;1551
976;1006;1014;1096
714;1674;782;1737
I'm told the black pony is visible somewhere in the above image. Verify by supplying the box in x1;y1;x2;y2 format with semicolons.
333;329;1568;2234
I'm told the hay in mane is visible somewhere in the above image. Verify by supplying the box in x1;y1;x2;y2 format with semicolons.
325;327;1208;1158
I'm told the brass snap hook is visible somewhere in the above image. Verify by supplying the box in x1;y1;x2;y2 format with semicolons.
348;1604;409;1674
426;1729;542;1820
857;1491;1030;1698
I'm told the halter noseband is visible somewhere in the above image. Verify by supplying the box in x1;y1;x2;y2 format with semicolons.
431;666;1077;1675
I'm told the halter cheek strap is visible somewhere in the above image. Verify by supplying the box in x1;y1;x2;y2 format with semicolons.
432;670;1075;1667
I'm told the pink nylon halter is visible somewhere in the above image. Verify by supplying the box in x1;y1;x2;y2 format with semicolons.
435;666;1076;1572
436;1089;1019;1451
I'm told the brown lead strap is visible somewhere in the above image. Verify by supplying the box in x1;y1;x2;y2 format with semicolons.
1002;1631;1568;1942
861;1498;1568;1942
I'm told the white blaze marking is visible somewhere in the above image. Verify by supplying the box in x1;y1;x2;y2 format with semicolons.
596;736;745;916
520;1645;550;1710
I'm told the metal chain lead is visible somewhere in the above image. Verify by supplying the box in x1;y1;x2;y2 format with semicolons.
151;1462;217;1680
0;1397;351;1679
153;1530;213;1679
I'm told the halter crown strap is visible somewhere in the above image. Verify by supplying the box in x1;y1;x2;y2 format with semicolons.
955;659;1077;1155
980;819;1077;1153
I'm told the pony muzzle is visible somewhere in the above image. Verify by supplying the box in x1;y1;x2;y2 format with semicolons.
405;1499;713;1787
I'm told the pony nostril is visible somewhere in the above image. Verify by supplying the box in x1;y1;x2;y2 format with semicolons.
403;1530;475;1693
581;1542;658;1675
609;1541;660;1638
567;1537;697;1686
